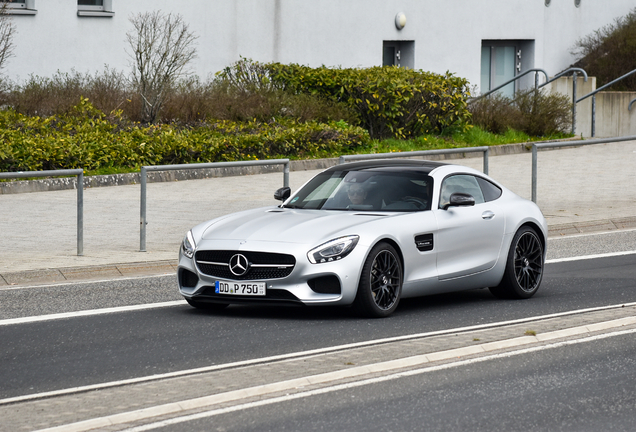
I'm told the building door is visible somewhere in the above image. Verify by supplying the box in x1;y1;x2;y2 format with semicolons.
480;44;518;98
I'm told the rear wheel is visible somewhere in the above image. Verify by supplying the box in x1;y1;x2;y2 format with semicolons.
353;242;402;318
185;298;229;311
490;226;544;299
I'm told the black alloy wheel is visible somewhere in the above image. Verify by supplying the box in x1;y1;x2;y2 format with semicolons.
354;242;403;317
514;230;544;293
490;226;544;299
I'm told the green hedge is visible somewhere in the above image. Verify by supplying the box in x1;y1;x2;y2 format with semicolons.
219;61;472;139
0;98;370;172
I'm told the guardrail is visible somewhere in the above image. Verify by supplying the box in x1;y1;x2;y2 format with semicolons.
0;169;84;255
139;159;290;252
531;135;636;203
339;147;491;175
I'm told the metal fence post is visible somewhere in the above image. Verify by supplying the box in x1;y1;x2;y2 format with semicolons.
483;148;489;175
0;168;85;256
591;95;596;137
140;167;147;252
138;159;289;251
77;171;84;256
572;71;578;135
531;144;538;203
283;161;290;188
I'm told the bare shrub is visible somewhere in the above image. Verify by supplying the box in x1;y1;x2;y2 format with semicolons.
126;11;198;123
468;93;520;135
5;68;131;117
514;89;572;136
469;89;571;136
83;66;130;115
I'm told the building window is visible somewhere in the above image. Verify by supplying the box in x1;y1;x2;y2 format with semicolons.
78;0;113;17
382;41;415;69
2;0;36;15
78;0;104;10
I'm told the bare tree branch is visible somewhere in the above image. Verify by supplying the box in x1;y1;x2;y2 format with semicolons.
126;11;198;123
0;3;16;73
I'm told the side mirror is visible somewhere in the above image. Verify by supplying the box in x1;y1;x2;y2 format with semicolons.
443;192;475;210
274;187;291;201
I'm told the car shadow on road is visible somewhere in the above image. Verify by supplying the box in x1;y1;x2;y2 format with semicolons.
179;288;506;321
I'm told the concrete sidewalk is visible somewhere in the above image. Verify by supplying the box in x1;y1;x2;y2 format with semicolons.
1;140;635;286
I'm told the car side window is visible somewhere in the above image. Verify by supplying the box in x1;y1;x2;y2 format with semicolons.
439;174;486;209
476;177;502;202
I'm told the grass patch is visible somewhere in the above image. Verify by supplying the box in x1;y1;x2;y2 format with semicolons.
344;126;572;156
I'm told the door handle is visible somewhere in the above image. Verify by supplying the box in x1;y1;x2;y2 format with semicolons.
482;211;495;220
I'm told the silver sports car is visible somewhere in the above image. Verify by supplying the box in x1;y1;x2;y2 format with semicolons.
178;159;547;317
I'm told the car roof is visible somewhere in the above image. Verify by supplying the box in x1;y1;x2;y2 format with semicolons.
325;159;447;174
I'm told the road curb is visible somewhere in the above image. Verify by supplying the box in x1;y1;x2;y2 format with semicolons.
0;260;177;287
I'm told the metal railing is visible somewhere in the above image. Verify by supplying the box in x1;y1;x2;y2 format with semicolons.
576;68;636;137
469;68;549;103
471;67;588;135
339;147;491;175
139;159;290;252
531;135;636;203
538;68;588;135
629;98;636;112
0;169;84;255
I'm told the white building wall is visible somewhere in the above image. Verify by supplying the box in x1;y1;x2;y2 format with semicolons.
5;1;635;91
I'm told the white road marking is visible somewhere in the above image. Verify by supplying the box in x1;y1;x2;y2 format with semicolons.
0;301;186;327
125;328;636;432
546;250;636;263
3;302;635;407
33;323;636;432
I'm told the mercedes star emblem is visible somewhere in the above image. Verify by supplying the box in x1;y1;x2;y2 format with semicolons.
229;254;250;276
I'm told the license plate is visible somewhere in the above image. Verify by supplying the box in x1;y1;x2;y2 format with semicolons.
215;281;266;296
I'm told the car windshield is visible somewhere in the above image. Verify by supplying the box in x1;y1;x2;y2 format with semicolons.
283;169;433;212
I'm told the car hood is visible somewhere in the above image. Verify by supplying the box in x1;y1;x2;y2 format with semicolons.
199;207;391;245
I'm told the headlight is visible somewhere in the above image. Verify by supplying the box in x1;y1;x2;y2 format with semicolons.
181;231;196;259
308;235;359;264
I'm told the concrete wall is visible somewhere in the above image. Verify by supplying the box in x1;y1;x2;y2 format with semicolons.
5;1;635;92
548;77;636;138
594;92;636;138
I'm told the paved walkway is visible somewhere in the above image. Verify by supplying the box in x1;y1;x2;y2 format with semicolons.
1;141;635;285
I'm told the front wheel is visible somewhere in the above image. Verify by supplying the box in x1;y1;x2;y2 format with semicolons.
353;242;403;318
489;226;544;299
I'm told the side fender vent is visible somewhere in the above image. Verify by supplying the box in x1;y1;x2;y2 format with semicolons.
414;233;434;252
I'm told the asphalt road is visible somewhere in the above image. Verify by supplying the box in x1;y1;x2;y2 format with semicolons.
0;230;635;430
174;333;636;432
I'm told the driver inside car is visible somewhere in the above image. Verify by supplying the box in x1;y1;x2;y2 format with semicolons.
347;183;368;206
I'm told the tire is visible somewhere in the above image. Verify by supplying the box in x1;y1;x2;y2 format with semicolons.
185;298;229;311
353;242;403;318
489;226;544;299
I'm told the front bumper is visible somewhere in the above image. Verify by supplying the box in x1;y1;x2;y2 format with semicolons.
177;240;366;306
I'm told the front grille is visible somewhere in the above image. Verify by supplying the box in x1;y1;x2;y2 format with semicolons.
195;250;296;280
